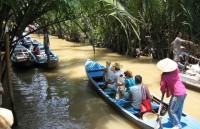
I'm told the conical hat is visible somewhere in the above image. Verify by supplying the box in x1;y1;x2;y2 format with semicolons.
0;108;14;126
156;58;178;72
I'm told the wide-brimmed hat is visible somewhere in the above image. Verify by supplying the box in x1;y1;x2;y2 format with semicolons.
0;108;14;127
106;60;111;65
112;62;122;69
156;58;178;72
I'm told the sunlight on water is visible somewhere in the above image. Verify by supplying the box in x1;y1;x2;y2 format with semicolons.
95;114;139;129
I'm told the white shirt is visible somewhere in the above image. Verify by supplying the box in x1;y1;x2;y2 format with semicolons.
105;67;114;82
173;37;184;54
113;70;124;83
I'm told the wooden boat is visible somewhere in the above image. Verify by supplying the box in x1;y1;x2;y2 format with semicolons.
85;59;200;129
30;43;59;69
178;62;200;92
11;45;35;68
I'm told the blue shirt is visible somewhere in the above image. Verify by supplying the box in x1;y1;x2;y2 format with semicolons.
125;78;135;93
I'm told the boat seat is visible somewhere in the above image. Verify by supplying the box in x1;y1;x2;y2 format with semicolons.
116;99;132;105
151;102;159;110
126;107;140;115
97;81;105;86
104;88;116;95
125;102;160;115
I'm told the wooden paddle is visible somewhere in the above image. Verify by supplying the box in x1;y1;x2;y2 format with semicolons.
154;93;165;129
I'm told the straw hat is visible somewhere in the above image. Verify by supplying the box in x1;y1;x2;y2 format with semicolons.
156;58;178;72
106;60;111;67
0;108;14;126
112;62;122;69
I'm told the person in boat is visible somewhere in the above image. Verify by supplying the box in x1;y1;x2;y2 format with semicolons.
32;40;40;56
106;62;124;91
103;60;115;86
129;75;152;110
43;28;50;61
116;70;136;99
115;73;126;100
173;31;192;63
179;46;189;64
157;58;187;129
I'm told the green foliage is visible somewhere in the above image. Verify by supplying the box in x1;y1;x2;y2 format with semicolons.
1;0;200;58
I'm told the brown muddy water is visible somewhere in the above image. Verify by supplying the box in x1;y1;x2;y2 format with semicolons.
9;34;200;129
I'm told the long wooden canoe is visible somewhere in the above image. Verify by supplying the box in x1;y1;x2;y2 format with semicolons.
85;59;200;129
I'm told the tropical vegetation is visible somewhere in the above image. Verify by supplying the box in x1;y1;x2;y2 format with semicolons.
0;0;200;59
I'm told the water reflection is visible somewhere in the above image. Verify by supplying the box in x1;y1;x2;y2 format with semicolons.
12;68;71;129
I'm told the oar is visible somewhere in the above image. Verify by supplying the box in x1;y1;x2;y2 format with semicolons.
154;93;165;129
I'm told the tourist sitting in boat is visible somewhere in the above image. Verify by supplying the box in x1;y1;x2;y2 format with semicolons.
129;75;152;110
116;70;136;100
103;60;115;85
32;40;40;56
106;62;124;91
115;74;125;100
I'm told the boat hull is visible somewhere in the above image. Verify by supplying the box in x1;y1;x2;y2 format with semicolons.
85;60;200;129
11;45;35;68
178;62;200;92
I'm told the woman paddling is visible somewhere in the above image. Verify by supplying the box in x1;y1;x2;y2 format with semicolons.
157;58;187;129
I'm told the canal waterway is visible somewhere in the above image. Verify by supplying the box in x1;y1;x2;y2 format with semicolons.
9;34;200;129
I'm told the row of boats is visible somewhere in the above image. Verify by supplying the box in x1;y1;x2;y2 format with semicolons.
85;60;200;129
11;38;58;69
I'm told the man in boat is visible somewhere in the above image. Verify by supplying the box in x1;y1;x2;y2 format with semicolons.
129;75;152;110
32;40;40;56
173;31;192;63
43;28;50;61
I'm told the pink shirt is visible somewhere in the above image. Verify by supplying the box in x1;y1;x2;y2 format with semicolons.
32;46;40;55
160;69;186;97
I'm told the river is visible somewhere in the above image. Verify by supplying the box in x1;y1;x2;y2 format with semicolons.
10;34;200;129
